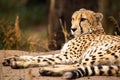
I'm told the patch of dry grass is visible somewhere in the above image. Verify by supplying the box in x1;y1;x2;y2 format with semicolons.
0;16;49;52
0;15;21;49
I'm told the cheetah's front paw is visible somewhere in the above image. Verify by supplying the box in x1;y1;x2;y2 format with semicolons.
2;56;18;66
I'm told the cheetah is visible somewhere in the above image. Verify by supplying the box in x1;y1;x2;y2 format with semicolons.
2;9;120;79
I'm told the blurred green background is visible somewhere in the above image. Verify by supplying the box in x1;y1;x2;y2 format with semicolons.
0;0;48;51
0;0;47;27
0;0;120;52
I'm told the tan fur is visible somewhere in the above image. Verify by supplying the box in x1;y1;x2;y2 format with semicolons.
71;9;104;37
2;9;120;79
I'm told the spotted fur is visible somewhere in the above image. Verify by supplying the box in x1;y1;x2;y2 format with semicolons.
2;9;120;79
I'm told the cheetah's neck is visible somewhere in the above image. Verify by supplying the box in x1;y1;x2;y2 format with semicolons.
89;23;105;36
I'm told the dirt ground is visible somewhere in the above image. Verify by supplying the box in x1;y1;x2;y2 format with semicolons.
0;50;120;80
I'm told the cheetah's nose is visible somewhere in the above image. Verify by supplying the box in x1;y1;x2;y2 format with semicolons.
71;28;77;32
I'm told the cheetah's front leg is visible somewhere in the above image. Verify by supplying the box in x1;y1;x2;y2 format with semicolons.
2;55;36;68
2;53;75;69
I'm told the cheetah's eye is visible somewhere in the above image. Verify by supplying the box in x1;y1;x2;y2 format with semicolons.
80;18;86;21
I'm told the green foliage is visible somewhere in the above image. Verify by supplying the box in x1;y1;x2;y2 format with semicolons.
0;0;47;28
19;4;47;27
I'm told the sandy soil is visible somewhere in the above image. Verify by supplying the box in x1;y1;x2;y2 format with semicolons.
0;50;120;80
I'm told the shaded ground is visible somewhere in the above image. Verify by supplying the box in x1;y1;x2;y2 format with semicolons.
0;50;120;80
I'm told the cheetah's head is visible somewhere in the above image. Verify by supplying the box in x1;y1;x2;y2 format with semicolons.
71;8;103;37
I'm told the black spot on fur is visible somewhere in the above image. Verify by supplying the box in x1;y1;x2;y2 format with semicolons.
77;44;79;46
91;66;95;76
92;56;96;58
43;59;48;61
111;53;115;55
37;59;40;62
92;58;96;60
77;50;80;52
56;57;62;60
107;70;112;76
98;52;102;54
75;47;77;50
83;63;86;65
99;71;104;75
109;66;114;69
105;44;108;46
90;61;95;65
111;53;118;59
48;58;55;61
47;61;52;65
85;58;89;61
100;48;102;50
84;67;89;76
98;65;103;69
99;55;103;57
114;55;118;59
105;58;109;60
106;50;111;54
72;42;75;45
64;54;68;59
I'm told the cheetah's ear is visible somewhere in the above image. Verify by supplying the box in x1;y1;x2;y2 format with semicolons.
95;13;103;22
